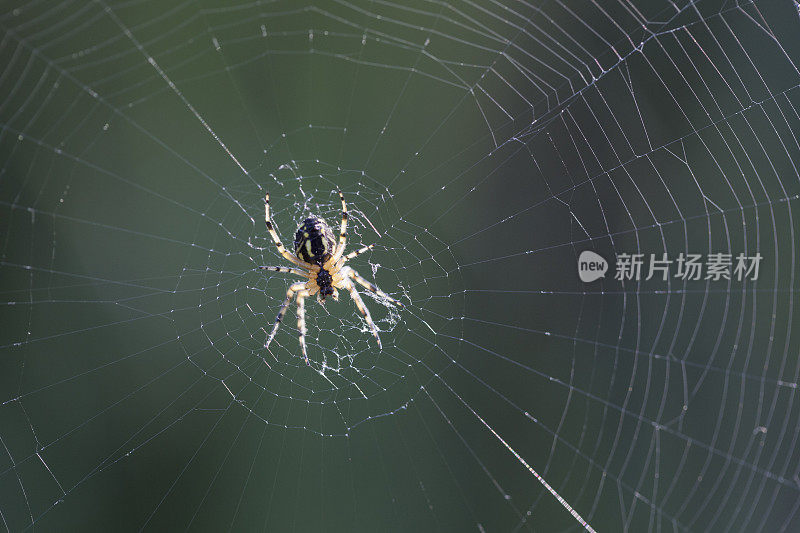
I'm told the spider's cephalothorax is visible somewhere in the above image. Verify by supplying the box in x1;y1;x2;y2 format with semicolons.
260;192;404;365
314;266;336;300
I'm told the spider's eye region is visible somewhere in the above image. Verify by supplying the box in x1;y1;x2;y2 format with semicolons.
294;216;335;265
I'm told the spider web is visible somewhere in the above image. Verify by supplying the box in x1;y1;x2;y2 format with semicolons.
1;0;800;531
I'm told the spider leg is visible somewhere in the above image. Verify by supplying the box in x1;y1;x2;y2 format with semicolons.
259;266;309;277
344;280;382;349
265;281;307;351
296;289;310;365
343;243;374;262
343;266;404;307
327;191;348;266
265;193;314;269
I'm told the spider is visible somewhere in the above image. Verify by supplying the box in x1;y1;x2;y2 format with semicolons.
259;191;403;365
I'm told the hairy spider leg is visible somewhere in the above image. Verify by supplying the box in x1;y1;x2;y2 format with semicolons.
259;266;309;277
345;281;382;349
343;243;374;261
265;281;308;350
296;289;310;365
344;266;404;307
265;193;315;269
327;191;348;266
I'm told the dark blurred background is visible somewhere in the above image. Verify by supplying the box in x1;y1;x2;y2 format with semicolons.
1;1;800;531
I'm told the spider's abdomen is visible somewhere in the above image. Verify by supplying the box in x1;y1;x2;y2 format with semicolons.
294;216;335;266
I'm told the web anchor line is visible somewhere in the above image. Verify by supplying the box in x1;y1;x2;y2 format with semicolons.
99;1;252;183
433;377;597;532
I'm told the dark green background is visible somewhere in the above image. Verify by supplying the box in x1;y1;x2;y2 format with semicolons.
2;1;800;531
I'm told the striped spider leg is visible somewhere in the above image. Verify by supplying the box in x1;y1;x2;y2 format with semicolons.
343;278;382;348
326;190;349;267
263;280;319;365
329;265;404;349
258;265;309;277
343;244;374;261
340;266;404;308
